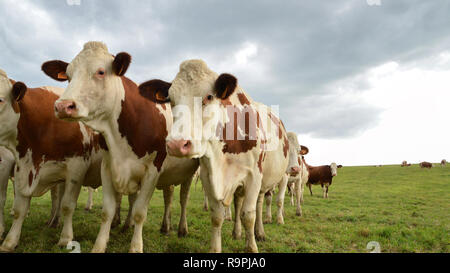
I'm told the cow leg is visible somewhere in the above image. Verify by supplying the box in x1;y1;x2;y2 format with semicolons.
178;178;192;237
300;181;305;204
129;171;159;253
322;184;326;198
263;191;272;224
209;198;225;253
295;178;302;216
111;194;122;229
308;183;313;196
92;164;120;253
58;170;85;247
241;182;260;253
47;183;65;228
203;191;209;211
85;187;94;211
0;177;10;240
121;192;137;232
325;184;329;199
232;190;244;240
254;192;265;241
276;175;288;225
224;205;232;221
0;190;30;252
160;185;174;235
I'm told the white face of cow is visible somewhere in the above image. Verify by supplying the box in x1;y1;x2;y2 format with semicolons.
286;132;301;175
0;70;25;144
42;42;131;127
330;162;338;176
140;60;236;159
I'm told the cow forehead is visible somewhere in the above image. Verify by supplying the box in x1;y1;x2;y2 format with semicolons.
287;132;299;147
170;59;218;99
0;70;12;96
68;42;114;74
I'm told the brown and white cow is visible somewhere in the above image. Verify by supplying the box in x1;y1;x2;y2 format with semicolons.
43;41;199;253
419;161;432;168
401;160;411;167
441;159;447;166
283;133;309;216
0;68;114;252
139;59;290;252
305;160;340;199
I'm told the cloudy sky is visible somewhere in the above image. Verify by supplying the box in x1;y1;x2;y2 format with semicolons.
0;0;449;166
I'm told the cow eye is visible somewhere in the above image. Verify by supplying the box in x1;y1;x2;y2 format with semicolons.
0;98;4;103
207;95;213;100
96;68;106;78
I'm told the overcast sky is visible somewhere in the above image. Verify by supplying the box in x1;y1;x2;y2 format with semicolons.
0;0;449;166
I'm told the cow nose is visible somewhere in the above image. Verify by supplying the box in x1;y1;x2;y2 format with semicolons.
166;139;192;157
290;166;300;174
55;100;77;118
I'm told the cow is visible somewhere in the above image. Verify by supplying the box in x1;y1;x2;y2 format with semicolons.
401;161;411;167
42;41;199;253
0;68;123;252
441;159;447;166
282;132;309;216
138;59;290;253
305;161;340;198
419;161;432;168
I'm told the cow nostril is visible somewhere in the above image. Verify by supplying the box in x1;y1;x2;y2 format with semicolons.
68;103;76;110
184;141;191;148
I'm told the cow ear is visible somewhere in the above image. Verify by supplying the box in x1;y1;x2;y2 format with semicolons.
112;52;132;76
138;79;171;103
214;73;237;100
299;145;309;155
11;82;27;102
41;60;69;82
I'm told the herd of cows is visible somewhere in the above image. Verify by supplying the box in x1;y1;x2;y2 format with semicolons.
4;41;441;253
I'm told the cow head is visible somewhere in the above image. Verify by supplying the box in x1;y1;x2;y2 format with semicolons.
139;59;238;158
42;41;131;127
0;69;26;144
330;162;338;176
286;132;301;175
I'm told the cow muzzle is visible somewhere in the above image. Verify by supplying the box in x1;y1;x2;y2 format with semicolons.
166;139;192;157
289;166;300;175
55;100;78;119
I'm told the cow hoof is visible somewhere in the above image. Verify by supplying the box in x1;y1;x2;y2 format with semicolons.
178;228;188;238
84;207;92;211
129;245;143;253
255;234;266;241
160;225;171;235
296;211;302;217
0;245;14;253
91;245;106;253
232;231;242;240
263;219;272;224
245;246;258;253
277;219;285;225
57;238;72;248
203;206;208;212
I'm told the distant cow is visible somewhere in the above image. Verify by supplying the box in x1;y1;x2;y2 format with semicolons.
441;159;447;166
401;161;411;167
305;162;340;198
420;162;432;168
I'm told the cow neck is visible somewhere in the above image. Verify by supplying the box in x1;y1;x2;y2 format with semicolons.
91;76;168;171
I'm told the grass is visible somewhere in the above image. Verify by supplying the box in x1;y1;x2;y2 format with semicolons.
1;164;449;253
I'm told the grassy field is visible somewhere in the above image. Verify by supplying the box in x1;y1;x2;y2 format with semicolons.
1;164;449;253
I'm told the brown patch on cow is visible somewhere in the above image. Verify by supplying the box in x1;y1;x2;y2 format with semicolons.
117;77;168;171
282;135;289;158
15;88;101;181
257;152;265;173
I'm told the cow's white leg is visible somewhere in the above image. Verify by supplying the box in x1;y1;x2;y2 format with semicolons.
58;166;86;247
224;205;232;221
85;187;94;211
203;190;209;211
232;191;244;240
209;198;225;253
263;191;272;224
0;179;8;239
129;171;159;253
300;181;305;204
47;183;65;228
241;181;260;253
178;178;192;237
0;191;30;252
122;192;137;232
160;185;174;235
289;183;295;206
92;164;119;253
295;178;303;216
254;192;265;241
276;175;288;225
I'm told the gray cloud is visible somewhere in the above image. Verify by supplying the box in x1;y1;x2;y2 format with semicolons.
1;0;449;138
